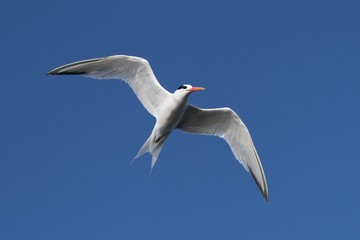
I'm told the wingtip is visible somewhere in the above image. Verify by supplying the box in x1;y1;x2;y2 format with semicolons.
261;182;269;202
46;68;62;75
264;191;269;202
46;69;88;75
249;167;269;202
259;185;269;202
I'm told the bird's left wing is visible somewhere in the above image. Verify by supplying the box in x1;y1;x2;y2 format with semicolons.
47;55;171;117
176;105;268;201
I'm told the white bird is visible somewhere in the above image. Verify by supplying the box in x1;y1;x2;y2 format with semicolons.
47;55;269;201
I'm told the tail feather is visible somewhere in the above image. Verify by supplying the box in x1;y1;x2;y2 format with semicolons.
150;143;164;169
131;132;167;170
134;135;152;160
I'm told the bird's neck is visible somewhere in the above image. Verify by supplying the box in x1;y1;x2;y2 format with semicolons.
173;92;190;104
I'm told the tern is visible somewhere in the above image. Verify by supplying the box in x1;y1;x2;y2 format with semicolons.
47;55;269;201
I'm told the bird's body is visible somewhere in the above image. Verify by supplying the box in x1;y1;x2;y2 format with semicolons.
155;92;188;139
136;91;190;168
48;55;269;201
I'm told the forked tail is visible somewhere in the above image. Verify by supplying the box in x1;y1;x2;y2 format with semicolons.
131;131;167;170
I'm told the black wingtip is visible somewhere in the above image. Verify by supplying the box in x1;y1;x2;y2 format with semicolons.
47;57;104;76
249;167;269;202
46;69;88;76
46;69;61;75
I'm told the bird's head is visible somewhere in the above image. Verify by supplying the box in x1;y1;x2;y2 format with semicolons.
174;84;205;98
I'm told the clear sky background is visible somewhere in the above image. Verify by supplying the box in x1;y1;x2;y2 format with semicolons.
1;0;359;239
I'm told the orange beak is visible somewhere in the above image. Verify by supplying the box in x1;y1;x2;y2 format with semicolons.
188;86;205;92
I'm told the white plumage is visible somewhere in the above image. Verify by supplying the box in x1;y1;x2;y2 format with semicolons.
48;55;269;201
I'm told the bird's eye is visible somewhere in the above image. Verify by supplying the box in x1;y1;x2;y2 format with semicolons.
177;85;187;90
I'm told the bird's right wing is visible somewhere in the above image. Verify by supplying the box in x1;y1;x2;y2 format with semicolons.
177;105;268;201
47;55;171;117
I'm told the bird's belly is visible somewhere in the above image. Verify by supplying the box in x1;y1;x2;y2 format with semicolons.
155;102;187;137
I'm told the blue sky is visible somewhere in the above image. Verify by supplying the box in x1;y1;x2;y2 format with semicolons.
1;0;359;239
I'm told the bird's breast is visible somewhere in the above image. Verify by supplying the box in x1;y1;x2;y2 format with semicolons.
155;98;188;136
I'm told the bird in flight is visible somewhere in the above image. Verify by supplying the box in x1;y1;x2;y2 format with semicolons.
47;55;269;201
